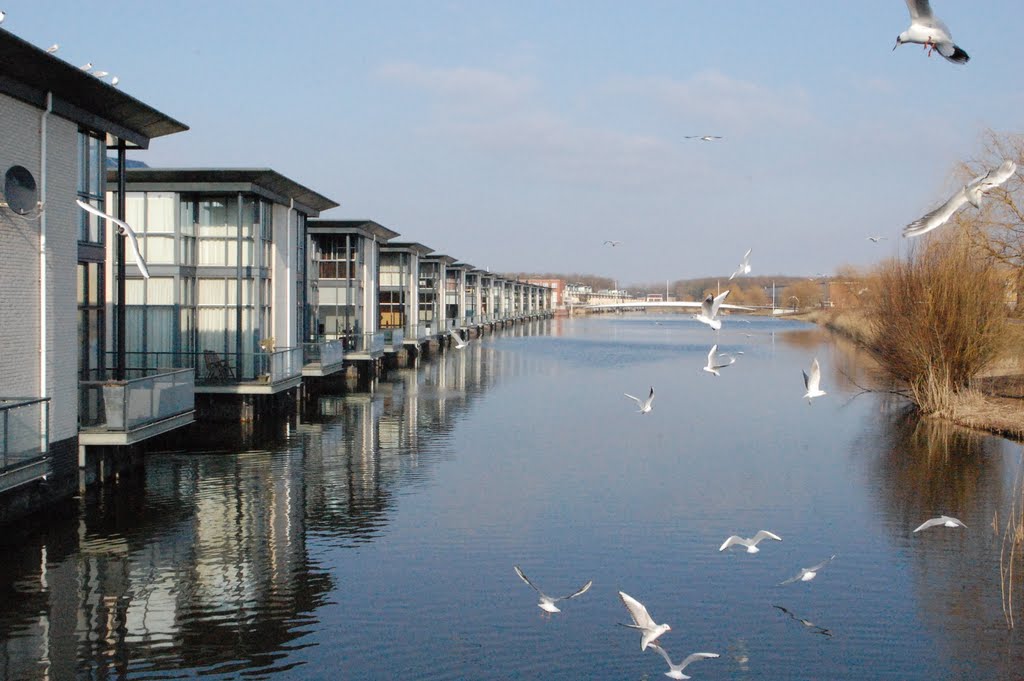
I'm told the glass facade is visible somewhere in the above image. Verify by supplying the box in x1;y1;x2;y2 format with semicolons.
316;234;364;340
78;132;106;421
77;133;105;244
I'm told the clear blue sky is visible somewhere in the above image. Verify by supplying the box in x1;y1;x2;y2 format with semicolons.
9;1;1023;284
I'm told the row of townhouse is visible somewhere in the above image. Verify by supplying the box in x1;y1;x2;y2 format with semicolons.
0;29;553;524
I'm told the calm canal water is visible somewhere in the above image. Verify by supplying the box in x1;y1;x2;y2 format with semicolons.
3;315;1024;680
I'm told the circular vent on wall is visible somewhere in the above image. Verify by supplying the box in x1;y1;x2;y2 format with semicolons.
3;165;39;215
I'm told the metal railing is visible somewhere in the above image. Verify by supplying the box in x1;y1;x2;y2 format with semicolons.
1;397;49;472
337;332;386;354
382;328;405;348
79;369;193;431
103;349;303;386
303;340;345;369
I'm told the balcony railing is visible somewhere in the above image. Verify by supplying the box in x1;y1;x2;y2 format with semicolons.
303;340;345;369
80;369;193;431
1;397;49;473
338;332;385;355
104;350;302;387
382;328;405;348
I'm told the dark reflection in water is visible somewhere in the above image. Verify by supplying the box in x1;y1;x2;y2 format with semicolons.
4;317;1024;679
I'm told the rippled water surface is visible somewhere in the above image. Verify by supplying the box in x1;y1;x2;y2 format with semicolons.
3;315;1024;679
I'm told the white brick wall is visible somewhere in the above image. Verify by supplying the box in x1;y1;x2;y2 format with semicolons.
0;94;82;444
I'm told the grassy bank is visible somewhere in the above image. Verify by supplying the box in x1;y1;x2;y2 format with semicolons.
799;308;1024;440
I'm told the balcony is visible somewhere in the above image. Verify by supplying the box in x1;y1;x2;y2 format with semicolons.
112;349;303;395
79;369;194;447
341;332;385;360
302;340;346;377
0;398;50;494
382;328;405;353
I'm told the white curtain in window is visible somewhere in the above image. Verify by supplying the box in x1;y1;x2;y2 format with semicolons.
198;278;226;305
147;193;175;233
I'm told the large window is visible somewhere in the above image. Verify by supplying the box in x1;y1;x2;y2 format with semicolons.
125;192;177;265
77;133;105;244
77;262;105;380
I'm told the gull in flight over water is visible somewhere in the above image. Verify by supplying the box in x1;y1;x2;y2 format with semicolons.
76;199;149;279
451;330;469;350
513;566;592;613
904;160;1017;238
894;0;969;64
703;344;736;377
618;591;671;651
648;645;719;680
913;515;967;532
802;358;826;403
719;530;782;554
772;605;833;637
729;249;751;280
624;386;654;414
779;555;836;585
693;290;730;331
603;239;623;247
866;235;888;243
684;135;722;142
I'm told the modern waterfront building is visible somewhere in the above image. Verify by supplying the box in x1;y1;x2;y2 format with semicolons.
107;168;340;397
0;28;188;518
419;254;455;338
379;241;433;353
306;219;398;361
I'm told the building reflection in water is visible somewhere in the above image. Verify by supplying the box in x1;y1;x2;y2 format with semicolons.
0;317;552;680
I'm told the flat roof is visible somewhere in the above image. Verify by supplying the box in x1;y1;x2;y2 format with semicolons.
112;168;339;215
422;254;457;265
308;219;400;241
0;29;188;148
381;241;433;256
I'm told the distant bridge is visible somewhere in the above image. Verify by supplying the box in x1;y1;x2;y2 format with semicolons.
577;301;788;313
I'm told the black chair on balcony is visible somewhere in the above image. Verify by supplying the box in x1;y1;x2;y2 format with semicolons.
204;350;235;382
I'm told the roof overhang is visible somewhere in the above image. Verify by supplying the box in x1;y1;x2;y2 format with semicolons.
0;29;187;148
308;219;400;242
381;241;433;257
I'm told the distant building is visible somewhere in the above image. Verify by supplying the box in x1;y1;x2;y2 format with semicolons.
526;278;565;309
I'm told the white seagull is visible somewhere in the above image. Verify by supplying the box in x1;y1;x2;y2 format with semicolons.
451;330;469;349
46;44;59;54
75;200;150;279
693;290;730;331
624;386;654;414
903;160;1017;238
513;566;592;613
92;70;109;78
802;358;826;403
648;645;719;680
702;344;736;377
618;591;671;651
729;249;751;280
894;0;969;64
110;76;120;86
866;235;888;242
684;135;723;142
0;11;5;24
79;62;92;71
913;515;967;532
779;555;836;585
719;530;782;554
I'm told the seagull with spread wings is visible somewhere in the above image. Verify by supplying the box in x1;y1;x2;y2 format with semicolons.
624;386;655;414
513;566;592;613
76;199;150;278
618;591;671;651
893;0;969;64
693;290;730;331
648;645;719;680
904;160;1016;238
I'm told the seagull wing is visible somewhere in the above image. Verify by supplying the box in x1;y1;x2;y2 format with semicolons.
913;517;943;532
807;555;836;572
714;356;737;370
76;199;150;278
557;579;593;601
618;591;656;629
513;565;543;594
944;515;967;528
905;0;932;22
806;359;821;392
975;160;1017;193
648;643;675;668
701;294;714;318
707;345;718;367
779;572;802;586
710;289;731;317
624;393;642;406
753;530;782;543
678;653;720;671
903;188;970;238
719;535;743;551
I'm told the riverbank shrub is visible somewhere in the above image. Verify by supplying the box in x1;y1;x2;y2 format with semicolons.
870;234;1007;414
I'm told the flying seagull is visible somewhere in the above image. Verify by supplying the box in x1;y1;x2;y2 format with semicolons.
603;239;623;247
703;344;736;377
866;235;888;242
894;0;969;64
719;530;782;554
513;566;592;613
451;330;469;349
802;358;826;403
772;605;833;637
903;160;1017;238
618;591;671;651
684;135;722;142
648;645;719;680
779;555;836;585
729;248;751;280
693;290;730;331
75;199;149;279
45;44;59;54
913;515;967;532
624;386;655;414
